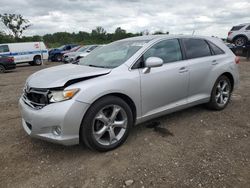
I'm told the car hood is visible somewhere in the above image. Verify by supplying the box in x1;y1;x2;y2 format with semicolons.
64;52;79;57
27;64;111;89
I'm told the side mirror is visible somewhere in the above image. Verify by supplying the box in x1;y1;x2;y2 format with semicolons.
145;57;163;68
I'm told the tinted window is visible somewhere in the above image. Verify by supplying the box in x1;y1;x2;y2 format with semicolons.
143;39;182;64
183;39;211;59
246;25;250;30
231;26;244;31
208;41;225;55
0;45;9;53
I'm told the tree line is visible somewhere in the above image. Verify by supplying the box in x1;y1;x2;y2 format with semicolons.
0;13;169;48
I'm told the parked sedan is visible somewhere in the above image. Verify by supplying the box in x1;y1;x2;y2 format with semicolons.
19;35;239;151
0;55;16;73
63;45;100;63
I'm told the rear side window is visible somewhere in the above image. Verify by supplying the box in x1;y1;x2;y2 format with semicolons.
143;39;182;64
246;25;250;30
0;45;10;53
183;39;211;59
207;41;225;55
231;26;245;31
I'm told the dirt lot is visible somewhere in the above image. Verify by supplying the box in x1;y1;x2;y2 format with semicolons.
0;59;250;188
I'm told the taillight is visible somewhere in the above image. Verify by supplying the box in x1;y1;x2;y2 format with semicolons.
228;31;232;36
7;57;14;62
235;56;240;64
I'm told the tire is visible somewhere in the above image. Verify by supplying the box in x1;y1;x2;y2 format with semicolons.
55;54;62;62
207;75;232;110
33;56;42;66
234;36;247;47
0;65;5;73
80;96;133;152
29;62;35;66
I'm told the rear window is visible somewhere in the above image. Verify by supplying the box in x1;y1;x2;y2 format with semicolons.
0;45;10;53
183;39;212;59
246;25;250;30
231;26;245;31
207;41;225;55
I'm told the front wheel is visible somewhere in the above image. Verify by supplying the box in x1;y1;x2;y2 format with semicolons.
0;65;5;73
207;75;232;110
80;96;133;152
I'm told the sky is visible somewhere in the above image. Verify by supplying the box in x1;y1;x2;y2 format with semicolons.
0;0;250;38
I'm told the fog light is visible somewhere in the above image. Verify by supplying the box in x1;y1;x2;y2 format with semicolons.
52;126;61;136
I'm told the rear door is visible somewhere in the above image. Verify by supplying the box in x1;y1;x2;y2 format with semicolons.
181;38;217;102
140;39;189;117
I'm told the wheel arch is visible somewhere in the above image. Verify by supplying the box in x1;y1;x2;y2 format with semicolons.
79;92;137;144
220;72;234;91
33;54;41;61
233;34;248;42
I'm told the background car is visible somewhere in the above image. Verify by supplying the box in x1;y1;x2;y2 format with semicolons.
227;23;250;46
0;42;48;66
0;55;16;73
48;44;78;61
63;45;101;63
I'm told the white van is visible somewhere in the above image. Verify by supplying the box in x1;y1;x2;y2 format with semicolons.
0;42;48;65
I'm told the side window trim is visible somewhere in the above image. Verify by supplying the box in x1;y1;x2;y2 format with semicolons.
207;40;225;56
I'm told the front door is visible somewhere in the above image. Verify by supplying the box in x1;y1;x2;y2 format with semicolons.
140;39;189;117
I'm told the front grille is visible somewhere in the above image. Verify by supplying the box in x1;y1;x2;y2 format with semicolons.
22;87;49;109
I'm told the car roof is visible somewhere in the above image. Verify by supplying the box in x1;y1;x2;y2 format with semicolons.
120;34;217;42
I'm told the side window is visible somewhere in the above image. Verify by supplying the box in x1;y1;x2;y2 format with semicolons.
183;39;212;59
0;45;10;53
246;25;250;30
208;41;225;55
143;39;182;64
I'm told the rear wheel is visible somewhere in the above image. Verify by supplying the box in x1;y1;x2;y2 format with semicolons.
0;65;5;73
207;75;232;110
234;36;247;47
80;96;133;152
55;54;62;62
33;56;42;65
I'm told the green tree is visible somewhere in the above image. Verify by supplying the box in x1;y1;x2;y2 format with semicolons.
0;13;31;38
153;31;164;35
112;27;127;40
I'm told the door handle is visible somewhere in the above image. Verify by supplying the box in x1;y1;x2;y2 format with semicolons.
179;67;188;73
211;60;218;65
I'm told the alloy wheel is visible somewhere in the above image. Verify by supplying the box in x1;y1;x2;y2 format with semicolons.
92;104;128;146
215;79;230;106
235;37;246;46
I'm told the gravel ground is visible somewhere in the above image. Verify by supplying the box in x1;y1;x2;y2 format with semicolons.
0;59;249;188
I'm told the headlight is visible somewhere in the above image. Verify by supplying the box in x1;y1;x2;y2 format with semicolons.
49;88;79;103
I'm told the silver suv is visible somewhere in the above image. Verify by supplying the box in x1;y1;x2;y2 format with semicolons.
227;23;250;46
19;35;239;151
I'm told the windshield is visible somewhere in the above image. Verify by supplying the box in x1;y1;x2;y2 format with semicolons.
78;40;149;68
77;46;89;52
58;45;65;50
